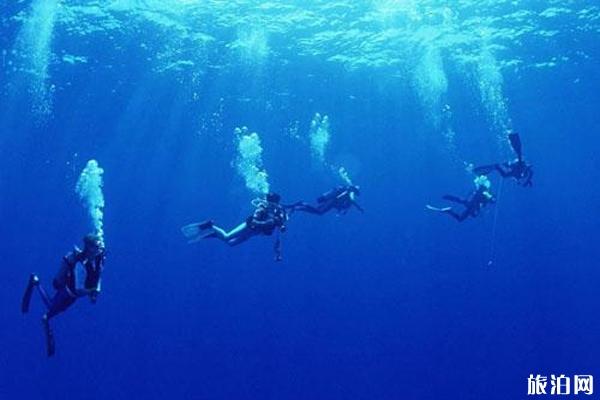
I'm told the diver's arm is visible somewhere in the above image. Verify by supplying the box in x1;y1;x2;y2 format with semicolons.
495;163;511;177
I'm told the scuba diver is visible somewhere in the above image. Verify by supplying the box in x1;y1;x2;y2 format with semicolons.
182;192;289;261
473;132;533;186
21;234;106;357
427;176;496;222
291;185;364;216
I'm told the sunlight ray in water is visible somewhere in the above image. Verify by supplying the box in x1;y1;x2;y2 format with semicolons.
13;0;60;117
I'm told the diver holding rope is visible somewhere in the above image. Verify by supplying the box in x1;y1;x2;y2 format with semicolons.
474;132;533;187
182;192;291;261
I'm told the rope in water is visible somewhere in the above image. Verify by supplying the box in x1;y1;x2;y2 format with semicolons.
487;177;504;267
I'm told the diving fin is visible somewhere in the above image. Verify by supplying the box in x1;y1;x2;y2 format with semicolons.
181;221;213;239
508;132;523;160
42;315;55;357
21;274;39;314
185;230;217;244
426;205;452;212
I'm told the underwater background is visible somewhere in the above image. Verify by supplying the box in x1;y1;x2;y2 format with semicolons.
1;1;599;399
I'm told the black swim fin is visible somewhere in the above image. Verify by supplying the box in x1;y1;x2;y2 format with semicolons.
508;132;523;161
21;274;38;314
42;315;55;357
426;205;452;212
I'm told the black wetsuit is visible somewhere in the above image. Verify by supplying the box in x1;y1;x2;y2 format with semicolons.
495;160;533;186
248;203;288;261
289;186;363;215
22;247;105;356
442;187;495;222
248;203;288;234
474;133;533;186
47;248;104;318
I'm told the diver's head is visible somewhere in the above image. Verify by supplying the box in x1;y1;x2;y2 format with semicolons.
83;233;104;257
266;192;281;204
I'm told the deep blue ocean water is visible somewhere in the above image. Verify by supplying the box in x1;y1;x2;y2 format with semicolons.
1;2;599;399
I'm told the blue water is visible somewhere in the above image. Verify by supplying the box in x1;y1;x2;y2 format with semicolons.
1;2;599;399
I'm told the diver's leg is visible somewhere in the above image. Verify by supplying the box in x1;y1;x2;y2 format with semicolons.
206;222;250;243
40;289;77;358
225;226;255;246
444;209;468;222
36;283;52;309
45;289;76;320
442;195;468;205
315;202;334;215
290;202;323;215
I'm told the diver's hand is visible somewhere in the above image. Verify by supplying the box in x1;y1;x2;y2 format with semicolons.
89;289;100;304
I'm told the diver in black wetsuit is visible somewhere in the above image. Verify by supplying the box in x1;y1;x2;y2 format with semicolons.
290;185;364;216
182;192;289;261
474;132;533;187
21;234;105;357
427;176;496;222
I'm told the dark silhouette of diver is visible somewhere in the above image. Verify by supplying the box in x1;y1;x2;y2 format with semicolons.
427;176;496;222
474;132;533;186
291;185;364;216
182;192;290;261
21;234;105;357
